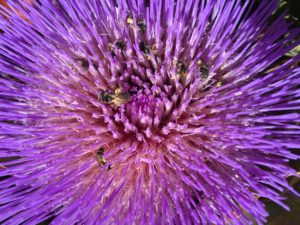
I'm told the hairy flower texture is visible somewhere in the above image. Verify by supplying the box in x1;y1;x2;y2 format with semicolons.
0;0;300;224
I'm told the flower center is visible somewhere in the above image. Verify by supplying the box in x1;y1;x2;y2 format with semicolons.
99;79;173;142
91;10;216;142
125;92;164;130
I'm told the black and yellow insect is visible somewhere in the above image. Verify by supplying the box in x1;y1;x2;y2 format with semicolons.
98;91;113;103
137;18;146;32
176;60;187;75
197;59;209;80
98;88;132;106
115;40;126;50
139;41;150;55
96;147;112;170
96;147;107;166
126;12;134;25
75;57;89;70
108;43;116;56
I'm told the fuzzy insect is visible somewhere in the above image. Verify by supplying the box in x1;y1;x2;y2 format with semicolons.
96;147;107;166
139;41;150;55
115;40;126;50
197;59;209;80
98;89;132;106
96;148;112;170
75;57;89;70
137;18;146;32
126;12;134;25
176;60;187;75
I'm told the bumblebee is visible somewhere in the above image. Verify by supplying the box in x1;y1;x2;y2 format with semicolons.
98;89;132;106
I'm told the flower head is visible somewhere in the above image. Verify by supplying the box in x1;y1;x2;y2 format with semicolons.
0;0;299;224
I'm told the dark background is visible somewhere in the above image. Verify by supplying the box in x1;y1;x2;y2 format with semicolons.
264;1;300;224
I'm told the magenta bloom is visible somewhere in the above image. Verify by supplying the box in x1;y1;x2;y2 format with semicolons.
0;0;300;224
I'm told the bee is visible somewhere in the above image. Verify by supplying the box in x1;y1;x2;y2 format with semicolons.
170;60;187;81
111;92;132;106
139;41;150;55
108;40;126;56
96;147;112;170
115;40;126;50
75;57;89;70
96;147;107;166
98;89;132;106
98;90;114;103
126;12;134;25
197;59;209;80
176;60;187;75
108;43;116;56
137;18;146;32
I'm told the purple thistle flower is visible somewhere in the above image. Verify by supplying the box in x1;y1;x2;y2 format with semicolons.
0;0;300;224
